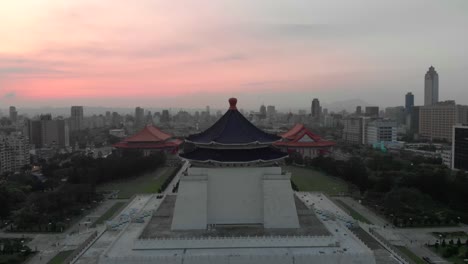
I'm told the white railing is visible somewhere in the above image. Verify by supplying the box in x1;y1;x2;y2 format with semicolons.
358;222;412;264
100;252;375;264
134;235;336;249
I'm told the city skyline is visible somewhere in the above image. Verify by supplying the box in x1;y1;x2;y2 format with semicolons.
1;0;468;109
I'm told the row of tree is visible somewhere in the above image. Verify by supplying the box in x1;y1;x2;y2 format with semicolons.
1;151;167;232
292;151;468;224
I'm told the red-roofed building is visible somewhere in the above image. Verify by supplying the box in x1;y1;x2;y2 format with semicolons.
113;125;182;155
274;123;335;158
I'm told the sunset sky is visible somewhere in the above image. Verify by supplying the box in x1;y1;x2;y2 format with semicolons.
1;0;467;109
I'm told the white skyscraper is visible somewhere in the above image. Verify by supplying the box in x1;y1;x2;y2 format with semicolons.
424;66;439;106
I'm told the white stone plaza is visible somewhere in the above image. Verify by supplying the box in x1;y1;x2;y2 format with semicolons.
75;192;376;264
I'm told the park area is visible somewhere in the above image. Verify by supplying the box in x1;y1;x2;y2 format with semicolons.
285;165;348;195
47;250;74;264
0;238;34;264
97;166;178;199
428;243;468;264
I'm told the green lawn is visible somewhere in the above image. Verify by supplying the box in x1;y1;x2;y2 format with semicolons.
97;167;178;199
92;201;127;227
47;250;74;264
395;246;425;264
334;199;372;224
285;165;348;195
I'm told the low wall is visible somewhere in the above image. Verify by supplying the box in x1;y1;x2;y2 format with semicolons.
99;252;375;264
367;226;413;264
133;235;336;250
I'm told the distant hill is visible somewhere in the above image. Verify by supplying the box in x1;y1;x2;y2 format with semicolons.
323;99;372;113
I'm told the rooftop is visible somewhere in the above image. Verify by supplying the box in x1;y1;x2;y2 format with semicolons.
275;123;335;148
179;147;287;164
113;125;182;149
186;98;281;145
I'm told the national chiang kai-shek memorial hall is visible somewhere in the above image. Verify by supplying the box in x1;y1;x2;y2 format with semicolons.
173;97;300;229
74;98;377;264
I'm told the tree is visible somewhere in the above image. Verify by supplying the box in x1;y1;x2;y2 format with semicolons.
345;157;369;195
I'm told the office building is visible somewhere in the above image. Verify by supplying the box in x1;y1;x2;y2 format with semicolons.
266;105;276;118
27;115;69;148
311;98;321;120
385;106;406;125
356;106;362;115
70;106;84;131
0;132;30;174
405;92;414;113
365;106;379;118
9;106;18;123
111;112;122;127
452;125;468;170
419;101;468;142
441;148;452;168
259;104;267;119
366;120;397;145
160;110;170;123
407;106;420;137
135;107;145;129
424;66;439;106
342;117;370;144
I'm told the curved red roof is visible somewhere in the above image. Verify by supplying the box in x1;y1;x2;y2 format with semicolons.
113;125;181;150
275;123;335;148
125;125;172;142
113;139;183;149
281;123;306;140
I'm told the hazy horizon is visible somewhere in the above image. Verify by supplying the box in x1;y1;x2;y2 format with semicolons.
1;0;468;109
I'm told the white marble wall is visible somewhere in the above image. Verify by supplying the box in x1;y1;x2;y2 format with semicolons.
171;167;299;229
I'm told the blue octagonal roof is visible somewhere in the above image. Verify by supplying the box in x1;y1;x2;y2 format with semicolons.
186;98;281;145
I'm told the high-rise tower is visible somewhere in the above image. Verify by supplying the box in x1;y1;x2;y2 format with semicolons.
311;98;320;120
70;106;84;131
405;92;414;113
424;66;439;106
9;106;18;123
134;107;145;128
